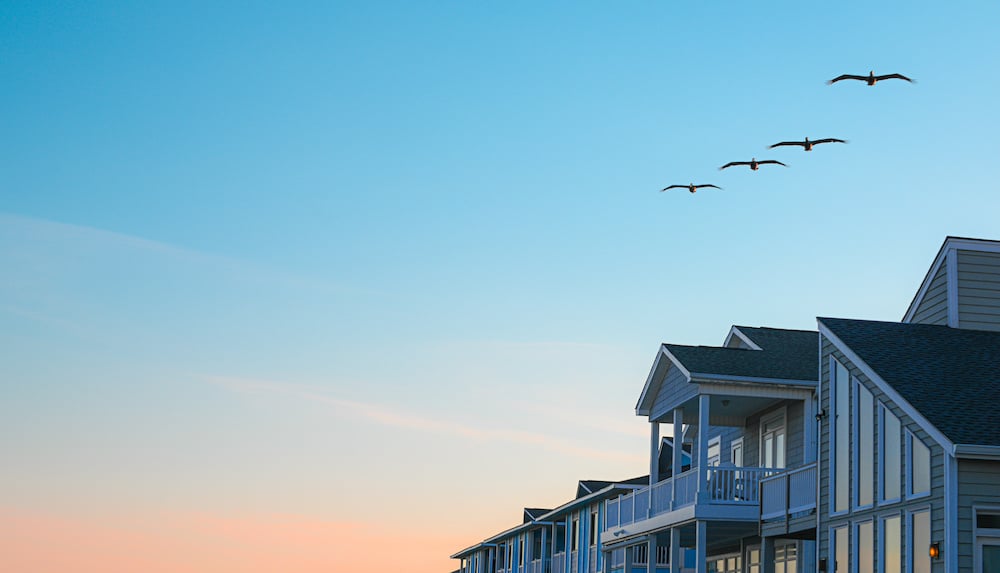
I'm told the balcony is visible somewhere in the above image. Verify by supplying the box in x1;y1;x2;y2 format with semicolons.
759;462;817;537
604;466;783;536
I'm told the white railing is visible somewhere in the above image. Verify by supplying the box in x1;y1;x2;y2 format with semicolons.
611;548;624;568
588;547;598;573
760;462;817;521
706;466;783;503
551;552;565;573
570;550;578;573
527;559;544;573
605;466;789;530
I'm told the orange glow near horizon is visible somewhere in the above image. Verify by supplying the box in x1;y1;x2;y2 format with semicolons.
0;507;468;573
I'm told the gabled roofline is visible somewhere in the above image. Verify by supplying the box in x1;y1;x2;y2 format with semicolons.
903;236;1000;323
537;482;645;522
450;542;498;559
723;326;762;350
688;372;816;387
818;319;955;453
635;345;691;416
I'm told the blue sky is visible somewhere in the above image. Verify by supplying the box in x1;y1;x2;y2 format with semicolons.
3;2;1000;570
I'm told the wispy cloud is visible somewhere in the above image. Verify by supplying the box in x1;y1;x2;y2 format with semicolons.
207;375;643;464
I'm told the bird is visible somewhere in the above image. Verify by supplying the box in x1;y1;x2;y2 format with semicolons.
719;158;787;171
827;71;914;86
661;183;722;193
769;137;847;151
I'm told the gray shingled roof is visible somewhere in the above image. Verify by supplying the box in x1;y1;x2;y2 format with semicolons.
663;327;818;383
820;317;1000;447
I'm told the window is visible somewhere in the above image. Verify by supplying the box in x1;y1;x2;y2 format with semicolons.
856;382;874;508
880;405;901;502
533;530;543;561
589;511;598;546
910;510;930;573
908;432;931;497
708;437;722;467
555;524;565;553
732;438;744;467
747;547;760;573
775;543;796;573
709;554;741;573
857;521;874;573
519;535;524;565
832;526;849;573
761;410;786;469
571;517;578;552
881;515;901;573
834;359;851;512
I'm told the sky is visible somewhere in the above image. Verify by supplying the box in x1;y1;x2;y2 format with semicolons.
2;1;1000;571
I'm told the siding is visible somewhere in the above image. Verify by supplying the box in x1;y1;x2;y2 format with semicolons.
817;337;947;573
957;459;1000;571
650;364;697;423
699;399;807;469
910;258;949;325
957;249;1000;331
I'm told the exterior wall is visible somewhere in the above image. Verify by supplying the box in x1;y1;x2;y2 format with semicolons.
957;249;1000;331
700;399;807;470
650;365;697;423
910;258;949;325
957;459;1000;571
817;337;947;573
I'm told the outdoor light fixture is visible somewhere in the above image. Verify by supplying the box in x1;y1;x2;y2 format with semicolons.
929;543;941;559
818;558;827;572
721;399;730;407
815;409;827;421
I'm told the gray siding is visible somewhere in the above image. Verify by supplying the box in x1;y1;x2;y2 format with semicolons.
699;399;807;470
817;337;946;573
957;459;1000;571
911;259;949;325
957;249;1000;331
650;365;697;423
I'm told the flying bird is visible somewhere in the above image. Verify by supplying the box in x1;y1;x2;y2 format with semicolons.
769;137;847;151
827;71;914;86
661;183;722;193
719;158;787;171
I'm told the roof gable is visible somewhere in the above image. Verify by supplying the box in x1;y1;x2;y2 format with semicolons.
819;317;1000;447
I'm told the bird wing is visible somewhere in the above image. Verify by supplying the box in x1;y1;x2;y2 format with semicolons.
875;73;914;82
758;160;787;166
813;138;847;145
660;185;685;192
697;184;722;190
719;162;747;170
769;141;804;149
827;74;866;84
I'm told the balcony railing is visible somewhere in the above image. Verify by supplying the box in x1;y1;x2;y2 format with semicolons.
551;552;565;573
760;462;817;521
605;466;785;529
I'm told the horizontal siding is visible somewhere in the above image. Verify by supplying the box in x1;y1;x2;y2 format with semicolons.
911;260;949;325
957;249;1000;331
650;365;697;422
957;459;1000;571
818;337;946;572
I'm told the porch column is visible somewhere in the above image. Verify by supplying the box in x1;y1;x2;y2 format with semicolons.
541;528;548;573
671;407;683;509
695;520;707;573
804;396;817;463
760;537;775;573
647;536;658;573
697;394;710;496
602;549;610;573
650;420;660;516
670;527;682;573
488;547;495;573
565;516;572;573
624;545;634;573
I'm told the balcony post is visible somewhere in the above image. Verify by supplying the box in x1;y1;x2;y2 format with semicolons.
624;545;634;573
649;420;660;517
697;395;710;497
670;527;682;573
695;520;707;573
760;537;775;573
647;535;658;573
541;528;548;573
671;407;683;510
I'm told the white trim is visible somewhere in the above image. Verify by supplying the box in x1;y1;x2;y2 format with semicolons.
689;373;816;387
854;378;875;510
723;326;762;350
636;345;687;416
730;437;744;467
946;454;958;573
817;321;955;453
905;430;932;499
830;356;850;517
946;248;960;327
759;407;787;469
903;237;1000;323
955;444;1000;460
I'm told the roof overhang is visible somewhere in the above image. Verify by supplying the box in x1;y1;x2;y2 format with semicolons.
635;345;691;416
723;326;762;350
954;444;1000;460
450;542;497;559
538;483;645;522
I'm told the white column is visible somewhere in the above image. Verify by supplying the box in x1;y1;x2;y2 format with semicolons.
695;521;707;573
541;528;548;573
650;420;660;482
670;527;682;573
804;396;817;463
697;395;710;496
602;549;610;573
565;516;572;573
761;537;775;573
647;536;658;573
671;407;683;509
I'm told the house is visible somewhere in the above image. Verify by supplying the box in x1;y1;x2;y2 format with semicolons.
450;236;1000;573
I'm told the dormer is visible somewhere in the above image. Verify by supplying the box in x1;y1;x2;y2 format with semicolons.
904;236;1000;331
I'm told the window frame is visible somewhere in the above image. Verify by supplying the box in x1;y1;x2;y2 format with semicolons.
908;506;932;573
855;519;874;573
879;403;902;505
831;524;849;573
831;357;851;516
854;380;875;510
905;430;932;500
879;512;902;573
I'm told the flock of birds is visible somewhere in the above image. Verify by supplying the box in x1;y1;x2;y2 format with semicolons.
661;70;914;194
